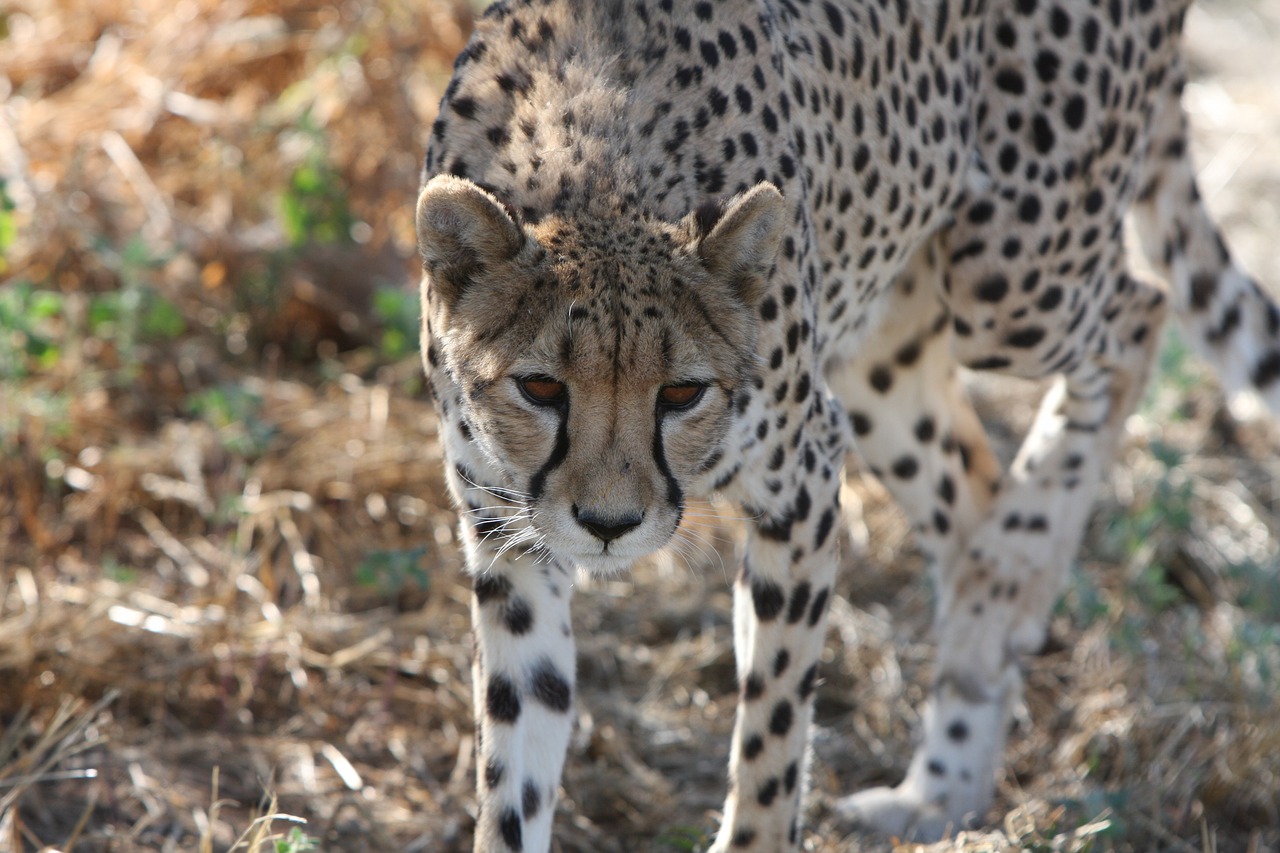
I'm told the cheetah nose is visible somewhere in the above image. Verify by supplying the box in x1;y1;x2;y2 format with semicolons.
572;504;643;542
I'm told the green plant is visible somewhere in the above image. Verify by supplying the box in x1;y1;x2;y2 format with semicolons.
186;383;275;458
372;286;420;359
273;827;318;853
0;282;63;377
1141;325;1204;420
279;118;355;247
1058;567;1109;630
0;178;16;273
355;547;430;594
654;825;708;852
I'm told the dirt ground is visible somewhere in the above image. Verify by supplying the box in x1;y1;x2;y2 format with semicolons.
1;1;1279;851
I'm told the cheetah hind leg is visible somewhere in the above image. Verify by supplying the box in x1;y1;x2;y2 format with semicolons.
823;243;1008;840
834;268;1167;841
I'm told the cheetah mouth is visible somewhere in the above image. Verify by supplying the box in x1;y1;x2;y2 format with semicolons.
572;552;637;576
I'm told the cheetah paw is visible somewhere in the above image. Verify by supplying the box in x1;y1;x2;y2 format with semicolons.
832;785;970;843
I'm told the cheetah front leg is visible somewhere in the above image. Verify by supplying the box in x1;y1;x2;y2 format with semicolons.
444;446;577;853
710;413;847;852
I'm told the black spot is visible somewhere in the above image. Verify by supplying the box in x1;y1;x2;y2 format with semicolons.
793;485;813;521
947;719;969;742
849;410;872;436
499;807;523;851
869;365;893;393
1018;195;1042;223
814;508;836;550
892;456;919;479
752;578;786;621
485;759;505;789
451;96;479;120
933;509;950;535
895;339;922;367
1082;16;1100;52
967;200;996;224
1253;350;1280;388
732;826;757;847
914;416;936;442
487;674;521;723
1063;95;1086;129
503;596;534;634
530;660;572;712
700;39;720;67
976;275;1009;302
522;779;541;819
938;474;956;505
823;1;845;36
1034;114;1054;154
743;734;765;760
757;511;793;542
786;581;812;624
799;663;818;699
999;143;1020;173
1006;326;1046;348
807;588;829;627
773;648;790;677
757;777;780;806
1037;285;1064;312
769;700;793;736
474;573;513;604
1034;49;1061;83
994;68;1025;95
1190;272;1217;311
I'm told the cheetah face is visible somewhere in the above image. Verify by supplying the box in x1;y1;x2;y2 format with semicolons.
418;176;784;574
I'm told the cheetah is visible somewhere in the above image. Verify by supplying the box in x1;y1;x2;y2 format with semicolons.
417;0;1280;849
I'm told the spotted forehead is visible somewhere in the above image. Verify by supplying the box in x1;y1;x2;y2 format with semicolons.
523;219;749;383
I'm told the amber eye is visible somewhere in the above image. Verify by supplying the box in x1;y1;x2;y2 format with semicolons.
658;383;707;410
518;376;568;405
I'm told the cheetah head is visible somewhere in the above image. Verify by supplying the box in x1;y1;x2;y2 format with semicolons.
418;175;785;574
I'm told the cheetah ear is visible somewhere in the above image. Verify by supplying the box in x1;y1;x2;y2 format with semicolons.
417;175;525;307
689;182;786;305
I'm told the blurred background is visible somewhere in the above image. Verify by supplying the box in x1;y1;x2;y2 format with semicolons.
1;1;1278;851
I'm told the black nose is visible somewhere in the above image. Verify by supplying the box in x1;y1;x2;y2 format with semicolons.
573;505;643;542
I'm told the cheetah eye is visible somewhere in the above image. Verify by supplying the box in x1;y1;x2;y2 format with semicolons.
657;382;707;410
517;376;568;406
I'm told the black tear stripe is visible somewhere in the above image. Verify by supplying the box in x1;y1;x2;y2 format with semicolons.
527;411;571;501
652;419;685;524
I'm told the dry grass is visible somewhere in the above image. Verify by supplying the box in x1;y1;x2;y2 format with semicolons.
1;1;1279;851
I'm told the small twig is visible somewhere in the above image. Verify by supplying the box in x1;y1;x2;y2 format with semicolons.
276;507;322;610
59;780;100;852
101;130;173;242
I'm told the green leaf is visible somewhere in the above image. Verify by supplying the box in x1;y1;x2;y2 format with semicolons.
356;547;429;593
142;294;186;339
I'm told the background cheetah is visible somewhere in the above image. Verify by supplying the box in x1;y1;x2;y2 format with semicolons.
421;0;1280;850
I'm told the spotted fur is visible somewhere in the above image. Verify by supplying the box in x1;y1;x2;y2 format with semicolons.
417;0;1280;848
